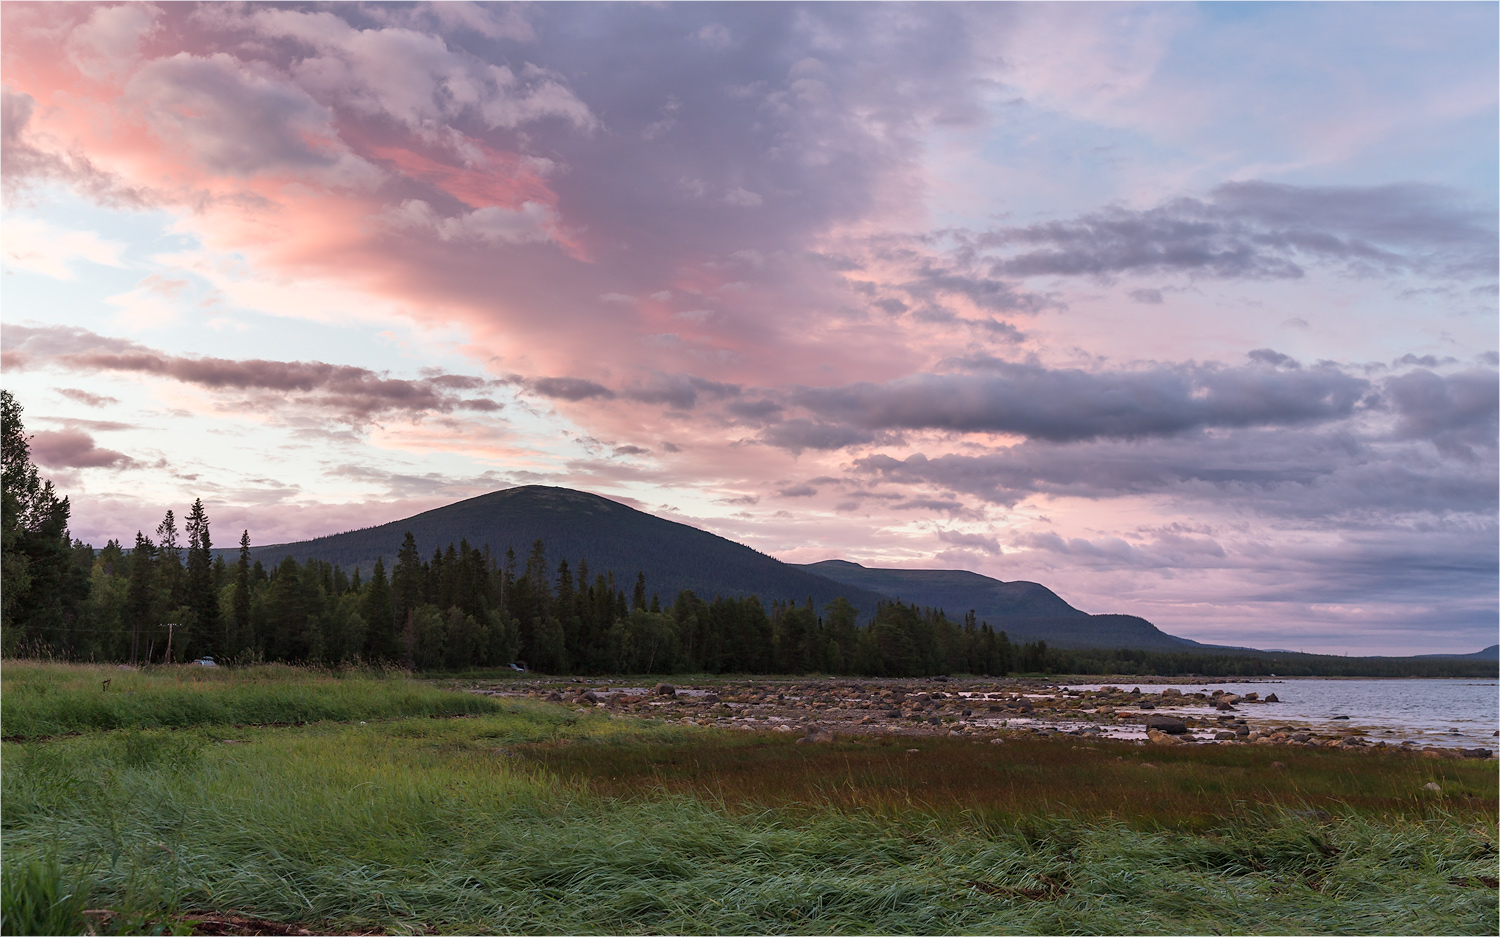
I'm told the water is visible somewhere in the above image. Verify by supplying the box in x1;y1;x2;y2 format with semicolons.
1060;678;1500;749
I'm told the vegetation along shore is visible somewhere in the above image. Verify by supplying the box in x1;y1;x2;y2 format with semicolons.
2;662;1496;935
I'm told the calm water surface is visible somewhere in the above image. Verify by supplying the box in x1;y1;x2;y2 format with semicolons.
1062;678;1499;749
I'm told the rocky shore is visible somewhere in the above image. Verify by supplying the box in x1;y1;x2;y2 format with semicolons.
471;677;1496;759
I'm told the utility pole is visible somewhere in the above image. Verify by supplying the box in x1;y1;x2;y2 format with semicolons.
164;622;179;664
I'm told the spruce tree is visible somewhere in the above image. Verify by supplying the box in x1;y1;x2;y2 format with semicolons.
362;556;395;660
231;530;252;658
125;532;156;666
184;498;218;656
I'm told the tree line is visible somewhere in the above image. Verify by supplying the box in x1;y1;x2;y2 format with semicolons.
5;390;1492;678
1;390;1030;674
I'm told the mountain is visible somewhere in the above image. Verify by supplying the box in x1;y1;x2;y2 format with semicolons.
242;484;1207;650
794;559;1205;651
242;486;889;615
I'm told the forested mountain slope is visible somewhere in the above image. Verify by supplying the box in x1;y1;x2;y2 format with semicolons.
796;560;1205;650
244;486;889;615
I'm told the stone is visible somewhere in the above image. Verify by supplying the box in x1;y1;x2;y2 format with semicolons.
1162;688;1183;698
545;690;563;701
1264;693;1280;703
1461;748;1493;759
989;737;1004;745
1138;702;1156;710
702;693;720;703
655;683;676;697
1243;692;1259;701
1145;715;1188;734
1146;728;1181;745
1215;731;1238;740
1331;715;1350;720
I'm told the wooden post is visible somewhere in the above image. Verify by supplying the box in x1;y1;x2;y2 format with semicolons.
164;622;179;664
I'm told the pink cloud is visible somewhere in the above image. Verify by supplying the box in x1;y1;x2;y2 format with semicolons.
29;429;134;469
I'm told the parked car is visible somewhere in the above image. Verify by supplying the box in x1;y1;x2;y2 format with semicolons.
193;657;218;667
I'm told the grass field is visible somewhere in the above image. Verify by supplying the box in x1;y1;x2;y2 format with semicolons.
1;664;1495;935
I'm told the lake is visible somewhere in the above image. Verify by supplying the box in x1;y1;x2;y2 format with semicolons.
1061;677;1499;749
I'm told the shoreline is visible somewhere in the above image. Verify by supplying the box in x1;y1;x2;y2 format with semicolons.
472;674;1499;758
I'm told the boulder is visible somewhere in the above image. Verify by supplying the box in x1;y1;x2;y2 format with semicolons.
1243;692;1259;701
1162;688;1183;698
1145;715;1188;734
1215;731;1238;740
1263;693;1279;703
1146;728;1181;745
655;683;677;697
544;690;563;701
702;693;720;703
1461;748;1493;759
1137;702;1156;710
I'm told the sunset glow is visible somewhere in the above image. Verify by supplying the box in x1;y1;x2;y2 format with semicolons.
4;2;1495;653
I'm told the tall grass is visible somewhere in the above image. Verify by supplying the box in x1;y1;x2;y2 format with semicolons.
0;854;86;936
0;662;501;739
4;714;1496;934
4;664;1495;934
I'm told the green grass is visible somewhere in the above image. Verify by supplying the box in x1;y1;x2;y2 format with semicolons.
1;663;1495;934
0;662;502;739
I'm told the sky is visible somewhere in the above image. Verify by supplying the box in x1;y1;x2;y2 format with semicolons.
2;2;1495;655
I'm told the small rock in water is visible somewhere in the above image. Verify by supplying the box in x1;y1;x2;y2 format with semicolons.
1264;693;1280;703
655;683;676;697
1145;715;1188;734
1332;715;1349;720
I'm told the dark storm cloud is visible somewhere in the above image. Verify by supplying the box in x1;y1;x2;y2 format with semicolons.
976;181;1497;282
781;360;1368;444
3;324;504;424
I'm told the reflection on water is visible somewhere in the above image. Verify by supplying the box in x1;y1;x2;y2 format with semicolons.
1061;678;1499;749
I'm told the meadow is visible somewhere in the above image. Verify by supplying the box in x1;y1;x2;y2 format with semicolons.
1;663;1495;935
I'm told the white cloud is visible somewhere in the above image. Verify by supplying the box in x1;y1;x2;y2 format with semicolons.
1;217;127;279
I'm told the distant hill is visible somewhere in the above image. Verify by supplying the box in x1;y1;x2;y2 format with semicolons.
795;559;1204;651
240;486;889;616
1415;644;1500;660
